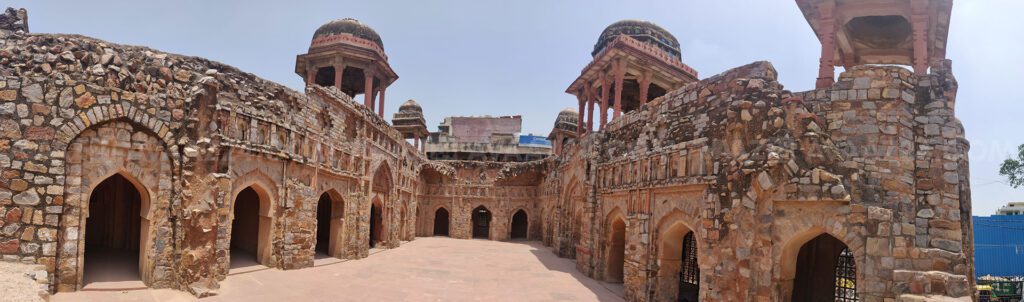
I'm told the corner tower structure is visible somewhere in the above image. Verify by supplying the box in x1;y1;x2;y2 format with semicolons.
295;18;397;117
566;20;699;133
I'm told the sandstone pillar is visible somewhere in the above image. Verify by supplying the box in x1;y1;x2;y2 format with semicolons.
378;87;386;117
599;77;609;129
814;1;836;89
638;71;650;106
612;60;625;119
333;64;344;90
364;70;375;109
586;84;595;134
910;0;930;75
306;68;317;87
576;93;585;134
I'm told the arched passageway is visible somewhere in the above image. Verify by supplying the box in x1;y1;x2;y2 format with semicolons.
231;186;270;268
656;222;700;302
315;192;344;257
605;216;626;283
791;234;857;301
369;202;383;248
84;174;145;285
510;210;528;239
472;206;491;239
433;208;450;236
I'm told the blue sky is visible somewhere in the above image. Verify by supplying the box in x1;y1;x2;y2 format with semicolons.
10;0;1023;215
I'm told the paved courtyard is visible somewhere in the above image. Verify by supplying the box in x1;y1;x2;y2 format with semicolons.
49;237;624;302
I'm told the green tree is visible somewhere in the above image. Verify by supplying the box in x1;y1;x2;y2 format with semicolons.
1001;144;1024;188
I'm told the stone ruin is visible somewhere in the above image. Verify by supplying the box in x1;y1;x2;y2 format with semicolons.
0;0;974;301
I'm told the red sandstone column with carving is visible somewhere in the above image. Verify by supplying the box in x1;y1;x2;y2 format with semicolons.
815;1;836;89
638;71;650;106
586;84;595;134
599;76;609;129
378;87;386;117
910;0;930;75
364;70;375;109
612;59;625;119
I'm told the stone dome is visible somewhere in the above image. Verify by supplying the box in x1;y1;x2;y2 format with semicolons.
313;18;384;50
398;99;423;114
592;20;680;60
553;108;579;132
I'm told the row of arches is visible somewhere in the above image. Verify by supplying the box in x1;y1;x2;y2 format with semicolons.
597;213;860;301
429;207;529;240
76;173;394;287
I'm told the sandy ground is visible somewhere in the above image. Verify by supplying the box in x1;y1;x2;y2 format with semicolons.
0;261;46;302
50;237;624;302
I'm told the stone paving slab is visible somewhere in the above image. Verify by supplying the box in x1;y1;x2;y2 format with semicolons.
50;237;624;302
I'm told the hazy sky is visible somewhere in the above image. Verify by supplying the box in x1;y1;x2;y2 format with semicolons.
9;0;1023;215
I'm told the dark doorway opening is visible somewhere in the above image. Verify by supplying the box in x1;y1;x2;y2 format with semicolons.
471;206;491;239
369;203;383;248
791;234;857;302
678;231;700;302
433;208;450;236
231;187;261;268
606;217;626;283
84;174;143;284
315;193;332;255
510;210;528;239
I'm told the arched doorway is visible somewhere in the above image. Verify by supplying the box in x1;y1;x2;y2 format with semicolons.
510;210;528;240
605;215;626;283
656;221;700;302
472;206;491;239
83;174;146;285
433;208;450;236
230;186;271;268
369;201;383;248
316;191;344;257
791;234;857;301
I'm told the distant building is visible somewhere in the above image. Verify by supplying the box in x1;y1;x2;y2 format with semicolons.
426;115;551;162
974;215;1024;277
997;202;1024;216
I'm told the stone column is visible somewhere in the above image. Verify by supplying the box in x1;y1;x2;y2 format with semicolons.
364;69;375;109
613;60;625;119
599;76;609;130
333;63;344;90
814;1;836;89
306;67;317;87
576;92;585;134
414;133;420;149
586;84;595;134
378;87;386;117
910;0;930;75
638;72;651;106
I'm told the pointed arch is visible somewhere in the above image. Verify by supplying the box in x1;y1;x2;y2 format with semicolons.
653;209;702;302
58;120;174;291
471;205;492;239
315;188;346;257
510;208;529;240
604;207;627;283
779;227;861;302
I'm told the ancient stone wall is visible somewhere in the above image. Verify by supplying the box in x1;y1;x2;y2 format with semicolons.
0;27;423;295
416;160;543;241
541;61;974;301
